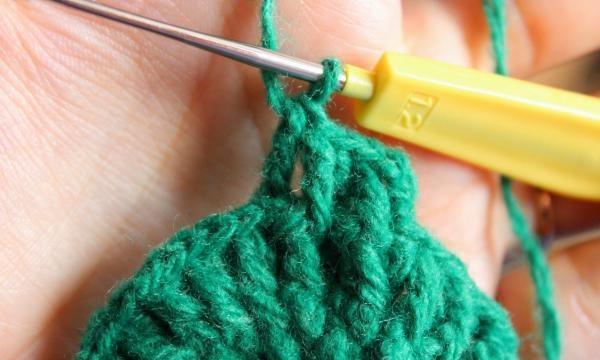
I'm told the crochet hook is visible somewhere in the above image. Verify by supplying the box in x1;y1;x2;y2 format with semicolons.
49;0;600;200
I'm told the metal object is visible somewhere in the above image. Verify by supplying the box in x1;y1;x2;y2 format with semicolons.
49;0;600;256
49;0;348;92
48;0;600;100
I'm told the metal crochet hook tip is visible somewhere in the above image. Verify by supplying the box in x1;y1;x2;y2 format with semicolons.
48;0;348;91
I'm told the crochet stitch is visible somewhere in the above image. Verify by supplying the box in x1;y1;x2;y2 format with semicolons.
77;0;559;359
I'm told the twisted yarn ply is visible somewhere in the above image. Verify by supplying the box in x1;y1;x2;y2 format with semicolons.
76;0;561;359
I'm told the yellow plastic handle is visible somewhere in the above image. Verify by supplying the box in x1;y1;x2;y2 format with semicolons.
343;53;600;200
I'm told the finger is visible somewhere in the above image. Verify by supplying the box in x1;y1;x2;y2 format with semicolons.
1;2;267;359
0;2;410;359
498;238;600;359
4;1;250;106
403;0;600;77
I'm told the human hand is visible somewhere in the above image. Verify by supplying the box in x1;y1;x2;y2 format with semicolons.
1;1;599;358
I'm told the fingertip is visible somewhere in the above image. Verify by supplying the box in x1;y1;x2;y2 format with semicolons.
499;238;600;359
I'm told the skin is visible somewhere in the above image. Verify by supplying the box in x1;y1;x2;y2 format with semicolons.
0;0;599;358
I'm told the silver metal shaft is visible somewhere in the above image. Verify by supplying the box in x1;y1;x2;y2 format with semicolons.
49;0;347;89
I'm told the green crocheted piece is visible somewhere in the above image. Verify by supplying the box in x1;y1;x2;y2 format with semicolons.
76;0;561;359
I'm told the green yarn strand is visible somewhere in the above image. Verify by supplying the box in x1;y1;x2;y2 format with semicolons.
501;179;561;360
482;0;508;75
484;0;562;358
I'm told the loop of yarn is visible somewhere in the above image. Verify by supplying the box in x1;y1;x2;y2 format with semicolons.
77;0;524;359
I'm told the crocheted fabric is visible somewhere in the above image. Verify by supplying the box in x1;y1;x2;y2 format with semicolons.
76;1;533;359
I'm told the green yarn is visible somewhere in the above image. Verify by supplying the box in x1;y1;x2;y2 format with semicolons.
501;179;561;360
482;0;508;75
75;1;560;359
483;1;561;358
